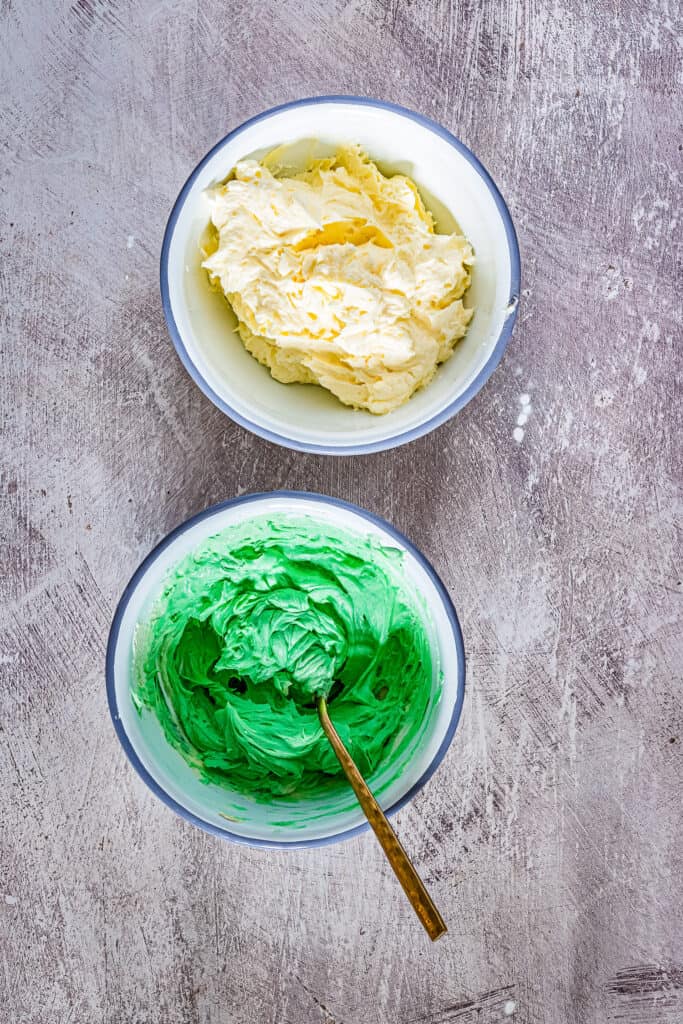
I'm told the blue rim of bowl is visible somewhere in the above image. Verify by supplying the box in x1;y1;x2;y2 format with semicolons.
106;490;467;850
160;95;521;455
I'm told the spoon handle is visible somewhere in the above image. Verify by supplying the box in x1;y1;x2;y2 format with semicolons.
317;696;447;942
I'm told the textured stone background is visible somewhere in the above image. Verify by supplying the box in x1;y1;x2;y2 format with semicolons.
1;1;681;1022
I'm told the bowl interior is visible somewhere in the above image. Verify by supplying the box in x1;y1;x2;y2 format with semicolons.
164;98;518;452
109;493;464;845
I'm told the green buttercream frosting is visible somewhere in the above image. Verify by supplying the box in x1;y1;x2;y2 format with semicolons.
133;516;435;800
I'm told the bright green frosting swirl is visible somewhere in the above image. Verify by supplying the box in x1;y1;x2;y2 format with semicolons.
133;516;435;800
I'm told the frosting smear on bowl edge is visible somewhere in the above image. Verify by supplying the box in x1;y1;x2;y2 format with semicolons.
202;146;474;414
133;516;435;801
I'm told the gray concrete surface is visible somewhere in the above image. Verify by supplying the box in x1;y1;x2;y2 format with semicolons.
1;1;681;1022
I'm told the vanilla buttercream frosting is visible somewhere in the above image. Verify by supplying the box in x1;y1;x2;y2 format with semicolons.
202;146;474;414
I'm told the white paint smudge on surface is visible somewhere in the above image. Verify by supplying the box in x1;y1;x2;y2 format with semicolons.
514;394;532;439
560;676;578;768
602;265;621;300
594;389;614;408
557;408;574;450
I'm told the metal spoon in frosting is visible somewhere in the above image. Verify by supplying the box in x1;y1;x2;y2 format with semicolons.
317;693;447;941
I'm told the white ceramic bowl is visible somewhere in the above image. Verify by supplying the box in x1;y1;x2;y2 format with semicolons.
161;96;520;455
106;492;466;848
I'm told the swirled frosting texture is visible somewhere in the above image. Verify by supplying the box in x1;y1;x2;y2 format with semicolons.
202;146;474;414
133;517;435;800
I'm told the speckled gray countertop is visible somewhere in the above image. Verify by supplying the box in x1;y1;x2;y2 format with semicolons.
1;2;681;1022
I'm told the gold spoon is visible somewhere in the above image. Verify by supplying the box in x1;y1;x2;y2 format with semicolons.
317;695;447;941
